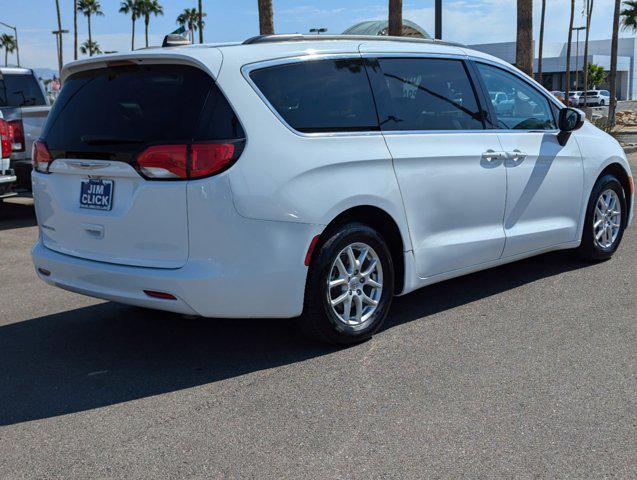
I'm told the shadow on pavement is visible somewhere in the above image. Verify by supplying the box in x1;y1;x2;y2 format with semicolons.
0;248;594;426
0;198;37;232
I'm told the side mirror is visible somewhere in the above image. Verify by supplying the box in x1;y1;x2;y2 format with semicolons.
557;107;585;146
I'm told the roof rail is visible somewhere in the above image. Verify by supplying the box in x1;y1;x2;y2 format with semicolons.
242;34;465;48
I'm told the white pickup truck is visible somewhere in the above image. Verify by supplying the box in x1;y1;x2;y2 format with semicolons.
0;67;51;191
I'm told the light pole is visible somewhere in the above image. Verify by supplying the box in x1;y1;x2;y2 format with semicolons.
573;26;586;91
435;0;442;39
0;21;20;66
52;29;69;73
309;27;327;35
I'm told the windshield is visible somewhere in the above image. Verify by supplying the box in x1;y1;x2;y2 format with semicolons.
0;73;47;107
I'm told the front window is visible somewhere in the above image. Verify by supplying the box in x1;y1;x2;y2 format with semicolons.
477;63;557;130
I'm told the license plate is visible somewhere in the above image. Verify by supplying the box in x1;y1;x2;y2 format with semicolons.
79;179;113;211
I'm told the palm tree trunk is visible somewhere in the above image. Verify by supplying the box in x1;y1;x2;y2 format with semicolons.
145;17;149;47
74;0;78;60
88;14;93;56
537;0;546;83
516;0;533;76
609;0;621;125
198;0;204;43
388;0;403;36
5;49;7;67
132;18;135;51
565;0;575;104
582;0;594;105
55;0;63;71
258;0;274;35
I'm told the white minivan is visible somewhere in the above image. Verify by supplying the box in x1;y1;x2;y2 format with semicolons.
31;35;633;344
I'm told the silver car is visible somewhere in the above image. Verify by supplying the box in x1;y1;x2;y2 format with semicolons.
579;90;611;106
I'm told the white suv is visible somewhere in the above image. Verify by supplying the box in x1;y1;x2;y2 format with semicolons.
579;90;611;106
31;35;633;344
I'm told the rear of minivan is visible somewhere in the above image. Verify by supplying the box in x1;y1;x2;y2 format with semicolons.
31;54;319;317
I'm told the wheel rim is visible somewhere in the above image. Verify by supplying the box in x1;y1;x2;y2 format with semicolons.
593;189;621;249
327;242;383;326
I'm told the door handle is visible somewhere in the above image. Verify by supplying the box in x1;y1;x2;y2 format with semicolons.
508;149;527;161
482;150;506;162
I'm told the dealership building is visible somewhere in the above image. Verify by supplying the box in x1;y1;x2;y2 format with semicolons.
469;38;637;100
343;20;637;100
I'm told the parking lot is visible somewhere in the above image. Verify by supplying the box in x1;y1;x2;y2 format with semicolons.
1;156;635;479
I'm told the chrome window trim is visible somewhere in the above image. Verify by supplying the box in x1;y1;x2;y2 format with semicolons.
241;52;564;138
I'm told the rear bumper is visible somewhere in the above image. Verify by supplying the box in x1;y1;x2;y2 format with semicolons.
32;213;321;318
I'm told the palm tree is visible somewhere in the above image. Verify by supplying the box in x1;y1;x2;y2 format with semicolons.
77;0;104;56
258;0;274;35
388;0;402;36
177;8;206;43
74;0;78;60
621;0;637;30
120;0;141;51
198;0;204;43
80;39;101;56
0;34;17;67
537;0;546;83
610;0;621;125
582;0;594;107
139;0;164;48
54;0;63;71
565;0;575;104
515;0;533;76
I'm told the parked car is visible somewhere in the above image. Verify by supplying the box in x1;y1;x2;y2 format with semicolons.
567;90;582;106
0;109;17;201
0;67;51;191
578;90;611;107
31;35;634;344
550;91;565;103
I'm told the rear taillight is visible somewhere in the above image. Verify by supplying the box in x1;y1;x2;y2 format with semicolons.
137;145;188;179
0;119;10;158
8;120;24;152
136;141;242;180
32;140;52;173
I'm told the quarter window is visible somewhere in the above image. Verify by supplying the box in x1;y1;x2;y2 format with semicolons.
477;63;556;130
249;59;379;133
374;58;484;131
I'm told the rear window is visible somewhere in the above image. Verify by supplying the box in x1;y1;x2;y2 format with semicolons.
249;58;379;133
585;91;599;95
43;64;243;161
0;73;47;107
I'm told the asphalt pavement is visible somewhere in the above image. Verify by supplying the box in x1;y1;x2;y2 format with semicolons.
0;157;635;479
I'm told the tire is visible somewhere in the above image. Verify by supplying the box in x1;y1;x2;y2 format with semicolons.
578;174;628;261
300;222;394;345
600;100;605;106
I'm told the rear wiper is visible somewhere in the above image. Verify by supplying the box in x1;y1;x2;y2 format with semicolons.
81;135;144;145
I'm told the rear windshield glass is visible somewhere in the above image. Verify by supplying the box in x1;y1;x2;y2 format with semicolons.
250;58;379;133
43;64;243;161
0;73;47;107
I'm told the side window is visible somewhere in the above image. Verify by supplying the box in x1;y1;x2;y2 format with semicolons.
374;58;484;131
249;59;379;133
476;63;556;130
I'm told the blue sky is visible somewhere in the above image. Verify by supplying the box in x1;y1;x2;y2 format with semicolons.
0;0;629;71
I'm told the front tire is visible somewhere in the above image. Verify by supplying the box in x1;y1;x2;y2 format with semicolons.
301;222;394;345
578;174;627;261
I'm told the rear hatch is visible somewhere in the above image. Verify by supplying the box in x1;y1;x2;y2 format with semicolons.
34;62;244;268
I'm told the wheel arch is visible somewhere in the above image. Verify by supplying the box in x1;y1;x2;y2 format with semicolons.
310;205;407;295
597;162;633;219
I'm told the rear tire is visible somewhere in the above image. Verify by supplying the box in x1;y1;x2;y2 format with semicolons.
577;174;627;261
300;222;394;345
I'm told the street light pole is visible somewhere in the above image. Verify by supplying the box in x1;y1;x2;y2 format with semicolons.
574;26;586;91
435;0;442;39
0;21;20;66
